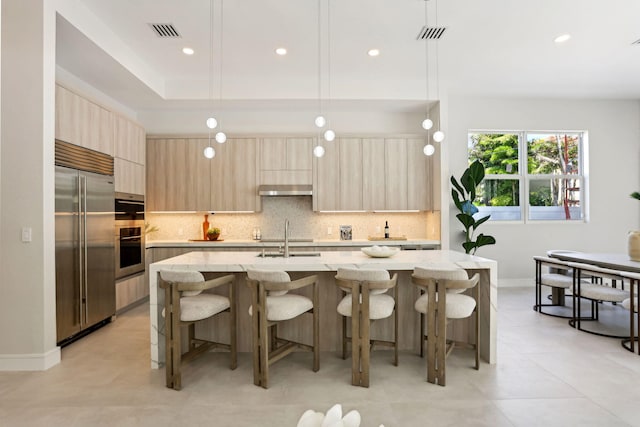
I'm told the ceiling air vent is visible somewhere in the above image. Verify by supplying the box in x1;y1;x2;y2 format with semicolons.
417;26;447;40
149;23;181;38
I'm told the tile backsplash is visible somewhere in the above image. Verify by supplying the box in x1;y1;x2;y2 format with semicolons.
146;196;440;241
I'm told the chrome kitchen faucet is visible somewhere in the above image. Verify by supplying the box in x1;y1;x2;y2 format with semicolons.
284;218;290;258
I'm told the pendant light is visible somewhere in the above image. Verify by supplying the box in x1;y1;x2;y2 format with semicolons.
204;0;226;159
421;0;435;156
204;0;217;159
216;0;226;144
314;0;335;158
432;0;444;144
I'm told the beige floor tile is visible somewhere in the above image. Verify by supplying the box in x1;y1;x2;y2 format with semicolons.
0;287;638;426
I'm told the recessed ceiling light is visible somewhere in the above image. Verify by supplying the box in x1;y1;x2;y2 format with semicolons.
275;47;287;56
554;34;571;44
182;47;194;55
368;49;380;57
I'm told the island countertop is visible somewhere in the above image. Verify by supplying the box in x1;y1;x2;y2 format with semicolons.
146;238;440;249
148;250;497;368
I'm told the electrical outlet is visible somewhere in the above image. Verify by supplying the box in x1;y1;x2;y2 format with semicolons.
327;227;332;235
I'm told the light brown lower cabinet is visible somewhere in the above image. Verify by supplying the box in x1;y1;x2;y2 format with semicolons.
115;273;147;312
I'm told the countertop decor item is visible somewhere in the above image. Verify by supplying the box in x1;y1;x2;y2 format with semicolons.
206;227;221;241
202;214;210;240
451;160;496;254
340;225;352;241
361;246;400;258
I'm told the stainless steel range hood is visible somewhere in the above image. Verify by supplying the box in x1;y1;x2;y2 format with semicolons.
258;184;313;196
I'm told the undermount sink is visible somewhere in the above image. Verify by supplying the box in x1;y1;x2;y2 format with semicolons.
256;251;321;258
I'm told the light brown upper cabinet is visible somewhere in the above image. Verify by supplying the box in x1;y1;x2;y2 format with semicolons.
338;138;364;211
314;137;432;211
211;138;260;212
385;139;409;210
407;138;433;211
362;138;386;211
314;137;364;211
313;139;341;211
260;137;312;185
55;84;114;156
114;158;145;196
146;138;211;212
113;114;146;195
147;137;259;212
114;115;146;165
56;84;147;195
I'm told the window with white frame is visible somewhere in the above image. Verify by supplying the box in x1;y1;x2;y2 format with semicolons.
467;131;587;222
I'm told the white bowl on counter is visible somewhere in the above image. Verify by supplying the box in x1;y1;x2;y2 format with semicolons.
361;246;400;258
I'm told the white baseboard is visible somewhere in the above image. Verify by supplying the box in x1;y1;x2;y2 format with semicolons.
0;347;61;371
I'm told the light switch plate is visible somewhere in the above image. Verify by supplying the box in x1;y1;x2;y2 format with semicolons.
21;227;32;242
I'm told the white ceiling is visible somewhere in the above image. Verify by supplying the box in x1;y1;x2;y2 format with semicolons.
56;0;640;115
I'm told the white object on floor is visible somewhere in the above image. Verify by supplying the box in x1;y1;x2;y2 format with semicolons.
297;404;375;427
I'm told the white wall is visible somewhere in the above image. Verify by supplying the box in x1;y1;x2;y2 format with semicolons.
0;0;59;369
140;109;427;136
447;95;640;281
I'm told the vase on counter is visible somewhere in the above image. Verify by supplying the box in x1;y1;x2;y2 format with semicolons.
629;231;640;261
202;214;210;240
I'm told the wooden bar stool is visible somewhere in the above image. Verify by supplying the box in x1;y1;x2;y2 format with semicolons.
246;269;319;389
159;270;237;390
411;265;479;386
334;267;398;388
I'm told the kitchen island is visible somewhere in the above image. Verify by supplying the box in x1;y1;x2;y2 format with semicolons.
148;250;497;369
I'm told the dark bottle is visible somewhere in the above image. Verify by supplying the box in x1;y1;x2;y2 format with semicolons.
384;221;390;239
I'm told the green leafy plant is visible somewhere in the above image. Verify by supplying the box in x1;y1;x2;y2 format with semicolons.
451;160;496;254
631;192;640;201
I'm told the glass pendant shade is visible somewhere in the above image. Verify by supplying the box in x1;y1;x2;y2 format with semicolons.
215;132;227;143
422;118;433;130
206;117;218;129
324;129;335;142
433;130;445;143
204;146;215;159
313;145;325;158
315;115;326;128
423;144;435;156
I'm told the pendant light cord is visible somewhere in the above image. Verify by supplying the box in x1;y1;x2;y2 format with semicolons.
435;0;440;103
317;0;322;116
327;0;331;105
424;0;429;117
219;0;224;104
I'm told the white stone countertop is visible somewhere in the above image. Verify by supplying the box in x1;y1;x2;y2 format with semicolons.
146;238;440;249
149;249;491;272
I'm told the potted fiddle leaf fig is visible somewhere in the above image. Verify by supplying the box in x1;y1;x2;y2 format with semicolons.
451;160;496;254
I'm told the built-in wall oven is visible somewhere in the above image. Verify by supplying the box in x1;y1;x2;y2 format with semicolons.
115;192;145;279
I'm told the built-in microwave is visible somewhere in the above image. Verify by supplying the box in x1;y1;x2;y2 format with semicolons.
115;193;145;279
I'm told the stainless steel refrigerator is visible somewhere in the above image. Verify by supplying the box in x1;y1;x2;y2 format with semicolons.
55;165;115;345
